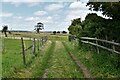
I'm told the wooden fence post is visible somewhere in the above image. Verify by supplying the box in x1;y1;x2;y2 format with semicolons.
95;37;100;54
43;37;45;45
2;38;5;53
112;40;115;53
41;37;43;46
13;35;15;39
39;38;41;47
39;39;41;49
29;37;31;40
45;36;48;42
32;38;36;56
21;37;26;65
37;39;39;51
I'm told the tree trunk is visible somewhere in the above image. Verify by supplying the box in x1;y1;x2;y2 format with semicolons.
37;29;39;33
4;32;7;37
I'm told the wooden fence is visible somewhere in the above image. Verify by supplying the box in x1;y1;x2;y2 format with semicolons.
21;36;48;65
80;37;120;55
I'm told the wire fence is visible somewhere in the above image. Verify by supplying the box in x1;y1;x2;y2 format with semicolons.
21;36;48;65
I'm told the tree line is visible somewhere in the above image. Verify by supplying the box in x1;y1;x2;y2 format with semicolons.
68;2;120;43
68;2;120;70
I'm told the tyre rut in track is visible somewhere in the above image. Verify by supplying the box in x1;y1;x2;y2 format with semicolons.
42;41;56;78
43;41;83;78
62;42;93;79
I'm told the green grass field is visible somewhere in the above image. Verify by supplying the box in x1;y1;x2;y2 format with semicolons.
63;41;120;78
2;38;34;77
0;38;2;78
2;33;83;78
1;32;120;78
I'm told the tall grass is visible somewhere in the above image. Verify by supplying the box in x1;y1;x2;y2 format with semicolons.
0;38;2;78
2;39;34;77
32;41;55;77
64;41;120;78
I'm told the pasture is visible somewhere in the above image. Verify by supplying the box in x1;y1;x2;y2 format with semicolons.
1;32;120;78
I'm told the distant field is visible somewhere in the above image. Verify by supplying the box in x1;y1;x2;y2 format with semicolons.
3;32;69;41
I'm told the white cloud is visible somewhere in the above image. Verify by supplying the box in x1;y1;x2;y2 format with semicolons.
3;0;81;2
27;2;39;7
65;2;105;22
65;10;88;21
34;11;47;16
24;16;53;24
69;2;88;10
46;16;52;20
2;0;43;7
25;17;39;21
3;0;43;2
64;2;90;22
45;4;64;11
13;16;23;19
0;12;13;17
25;0;43;2
40;16;53;24
65;9;109;24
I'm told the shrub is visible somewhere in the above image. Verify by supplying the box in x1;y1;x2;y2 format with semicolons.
53;31;56;35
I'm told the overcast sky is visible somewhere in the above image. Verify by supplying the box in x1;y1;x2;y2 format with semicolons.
0;0;107;31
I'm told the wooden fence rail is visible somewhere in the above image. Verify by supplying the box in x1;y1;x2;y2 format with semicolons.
80;37;120;46
21;36;48;65
80;37;120;55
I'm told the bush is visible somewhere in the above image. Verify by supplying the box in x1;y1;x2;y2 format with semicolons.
57;31;60;34
62;31;67;34
53;31;56;35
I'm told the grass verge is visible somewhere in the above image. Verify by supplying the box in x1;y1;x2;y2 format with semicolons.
32;41;55;77
2;38;41;77
63;41;120;78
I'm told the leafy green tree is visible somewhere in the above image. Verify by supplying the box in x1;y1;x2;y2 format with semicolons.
87;2;120;41
2;25;8;37
87;2;120;70
104;20;120;42
68;18;82;36
57;31;60;34
35;22;44;33
68;2;120;42
81;13;106;38
62;31;67;34
87;2;120;20
53;31;56;35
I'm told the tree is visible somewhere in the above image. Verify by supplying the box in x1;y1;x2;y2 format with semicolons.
57;31;60;34
68;18;82;36
81;13;106;38
53;31;56;35
87;2;120;20
34;22;44;33
62;31;67;34
2;25;8;37
87;2;120;41
87;2;120;69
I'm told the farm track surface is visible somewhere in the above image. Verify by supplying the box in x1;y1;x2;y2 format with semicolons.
3;39;91;78
62;42;93;79
42;41;83;78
